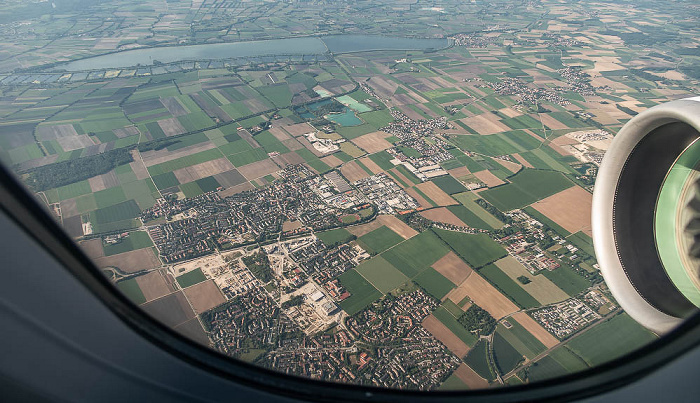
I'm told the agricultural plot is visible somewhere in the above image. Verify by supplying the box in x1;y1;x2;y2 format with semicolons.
464;340;495;382
420;207;466;227
93;248;161;274
422;314;470;359
381;230;450;278
102;230;153;256
413;268;455;300
438;372;469;391
116;278;147;305
356;226;403;255
541;266;591;296
432;306;478;347
354;256;408;294
351;131;393;153
525;347;590;383
316;227;355;246
494;257;569;305
338;269;382;315
431;175;468;195
183;280;227;314
479;264;539;309
451;192;504;229
446;205;492;231
433;229;506;268
493;332;525;374
496;320;547;360
522;206;570;236
135;271;175;303
480;169;574;212
93;200;142;224
531;186;592;236
431;251;473;285
566;314;657;367
176;268;208;289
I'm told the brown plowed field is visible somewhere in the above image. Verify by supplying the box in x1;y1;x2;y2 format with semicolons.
183;280;227;314
136;270;176;302
531;186;592;236
376;215;417;239
453;273;519;319
238;159;280;180
340;161;370;182
432;252;473;285
422;315;470;358
282;123;315;137
320;154;343;168
416;182;458;206
454;363;489;389
80;239;104;259
405;188;432;209
511;311;559;348
359;157;384;174
351;131;393;153
93;248;161;273
448;166;471;178
473;170;505;188
420;207;466;227
511;153;533;168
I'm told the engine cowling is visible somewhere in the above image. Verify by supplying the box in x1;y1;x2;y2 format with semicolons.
593;97;700;334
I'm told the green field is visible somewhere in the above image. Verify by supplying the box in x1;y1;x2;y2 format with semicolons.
439;372;469;391
227;148;268;167
180;181;204;198
452;192;504;229
464;339;495;381
480;169;574;212
356;226;403;255
446;205;492;231
567;231;596;256
413;268;455;300
176;268;208;288
433;306;478;348
115;278;146;305
93;200;142;224
336;124;375;139
381;230;450;277
433;229;506;268
103;231;154;256
480;264;539;309
431;175;468;194
94;186;127;209
541;266;590;296
527;347;589;382
496;321;546;360
450;130;541;157
316;227;355;246
493;332;525;374
354;256;409;293
338;269;382;315
147;148;224;176
566;314;657;367
56;180;93;201
359;109;394;129
368;151;395;171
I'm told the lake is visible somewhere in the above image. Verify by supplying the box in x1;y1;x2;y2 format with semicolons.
324;109;363;126
58;35;450;71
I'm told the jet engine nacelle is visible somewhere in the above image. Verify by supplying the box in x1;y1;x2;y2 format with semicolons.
593;97;700;334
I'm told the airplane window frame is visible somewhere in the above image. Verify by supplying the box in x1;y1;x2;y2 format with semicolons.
0;161;699;403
